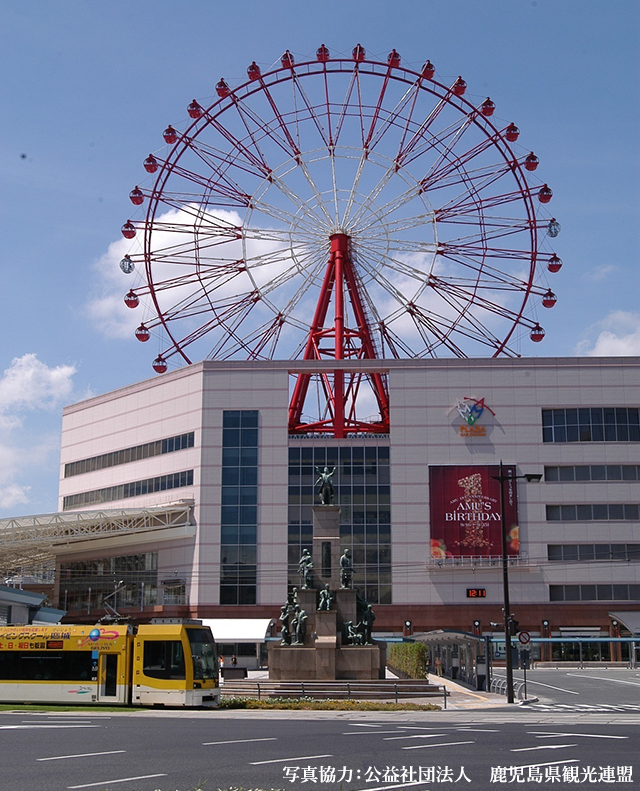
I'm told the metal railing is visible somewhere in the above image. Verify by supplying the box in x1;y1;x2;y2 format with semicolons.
221;679;448;708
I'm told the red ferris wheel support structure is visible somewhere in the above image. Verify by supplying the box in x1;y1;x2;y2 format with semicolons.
288;232;390;437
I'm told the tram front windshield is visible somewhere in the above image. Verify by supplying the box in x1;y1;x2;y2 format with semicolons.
187;629;217;679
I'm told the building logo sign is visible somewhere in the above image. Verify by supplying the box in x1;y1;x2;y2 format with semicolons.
454;397;495;437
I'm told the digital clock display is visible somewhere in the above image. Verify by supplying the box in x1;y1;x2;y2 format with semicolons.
466;588;487;598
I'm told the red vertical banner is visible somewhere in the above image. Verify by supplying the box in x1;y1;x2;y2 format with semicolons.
429;465;519;559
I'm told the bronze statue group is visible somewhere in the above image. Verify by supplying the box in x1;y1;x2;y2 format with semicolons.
279;545;375;647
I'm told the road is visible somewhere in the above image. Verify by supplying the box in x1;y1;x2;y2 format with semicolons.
491;667;640;711
0;708;638;791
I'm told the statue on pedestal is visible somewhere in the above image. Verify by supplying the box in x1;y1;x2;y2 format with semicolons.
315;466;336;505
317;583;334;611
340;548;353;588
279;601;292;646
298;549;314;589
291;605;307;645
358;604;376;645
343;620;362;645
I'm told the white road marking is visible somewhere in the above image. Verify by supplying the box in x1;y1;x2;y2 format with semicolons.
344;730;403;735
511;744;577;752
384;734;447;741
349;723;383;727
0;725;98;730
530;731;628;740
203;737;277;746
68;775;167;789
456;728;500;732
250;753;332;765
38;750;126;761
402;740;475;751
567;673;640;687
493;675;580;695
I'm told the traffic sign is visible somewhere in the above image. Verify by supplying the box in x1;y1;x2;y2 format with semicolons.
518;630;531;645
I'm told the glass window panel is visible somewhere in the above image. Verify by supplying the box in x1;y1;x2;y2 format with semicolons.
544;466;559;481
578;544;595;561
575;466;590;481
555;427;567;443
565;408;578;425
579;425;592;441
223;411;240;428
564;585;580;601
627;545;640;560
622;466;638;481
542;410;553;426
558;467;574;481
628;585;640;599
563;545;579;561
604;425;617;441
630;424;640;441
612;585;628;600
542;427;553;443
610;544;626;560
608;504;624;520
561;505;577;521
549;586;564;601
240;447;258;466
592;424;604;441
241;428;258;446
591;465;606;480
552;410;565;425
594;544;610;560
546;505;561;521
580;585;596;601
596;585;613;600
592;504;608;520
547;545;563;561
566;426;579;443
623;504;639;520
576;505;592;521
240;411;258;428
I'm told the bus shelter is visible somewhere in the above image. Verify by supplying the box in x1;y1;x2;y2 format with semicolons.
413;630;491;691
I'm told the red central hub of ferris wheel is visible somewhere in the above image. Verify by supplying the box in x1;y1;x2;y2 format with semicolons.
288;233;390;437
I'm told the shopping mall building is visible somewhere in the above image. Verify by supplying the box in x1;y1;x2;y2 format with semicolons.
44;355;640;659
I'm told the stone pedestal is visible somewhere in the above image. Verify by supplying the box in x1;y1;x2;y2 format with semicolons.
311;505;341;590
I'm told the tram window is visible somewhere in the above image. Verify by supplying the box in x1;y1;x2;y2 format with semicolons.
0;652;92;681
142;640;185;679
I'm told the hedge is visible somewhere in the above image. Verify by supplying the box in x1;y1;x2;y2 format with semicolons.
388;641;429;678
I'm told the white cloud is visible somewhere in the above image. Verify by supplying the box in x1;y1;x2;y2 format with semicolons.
584;264;620;282
575;311;640;356
0;354;76;516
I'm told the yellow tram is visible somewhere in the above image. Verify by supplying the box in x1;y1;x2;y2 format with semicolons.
0;621;219;706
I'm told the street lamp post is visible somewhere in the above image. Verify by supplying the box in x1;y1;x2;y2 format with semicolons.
493;461;541;703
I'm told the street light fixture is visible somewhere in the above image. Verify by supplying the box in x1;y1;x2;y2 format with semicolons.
492;461;541;703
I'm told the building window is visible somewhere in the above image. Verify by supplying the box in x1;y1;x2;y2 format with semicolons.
545;465;640;482
288;444;391;605
62;470;194;510
542;408;639;443
59;552;158;612
546;504;639;521
548;544;640;562
64;432;195;477
220;411;258;606
550;584;640;602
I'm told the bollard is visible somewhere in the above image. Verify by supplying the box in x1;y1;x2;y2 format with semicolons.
257;682;261;701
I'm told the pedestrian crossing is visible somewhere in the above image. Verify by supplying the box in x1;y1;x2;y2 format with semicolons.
527;703;640;713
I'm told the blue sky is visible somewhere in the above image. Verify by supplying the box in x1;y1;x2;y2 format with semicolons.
0;0;638;517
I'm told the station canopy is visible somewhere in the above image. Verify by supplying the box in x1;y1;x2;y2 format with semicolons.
0;504;194;575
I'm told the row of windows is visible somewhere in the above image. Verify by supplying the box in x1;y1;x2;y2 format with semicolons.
289;446;390;464
220;411;258;606
60;552;158;580
542;408;639;443
545;465;640;482
546;503;639;521
64;432;194;477
62;471;194;510
548;544;640;562
549;584;640;602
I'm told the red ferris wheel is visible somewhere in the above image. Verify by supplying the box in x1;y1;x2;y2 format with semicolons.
120;45;561;437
